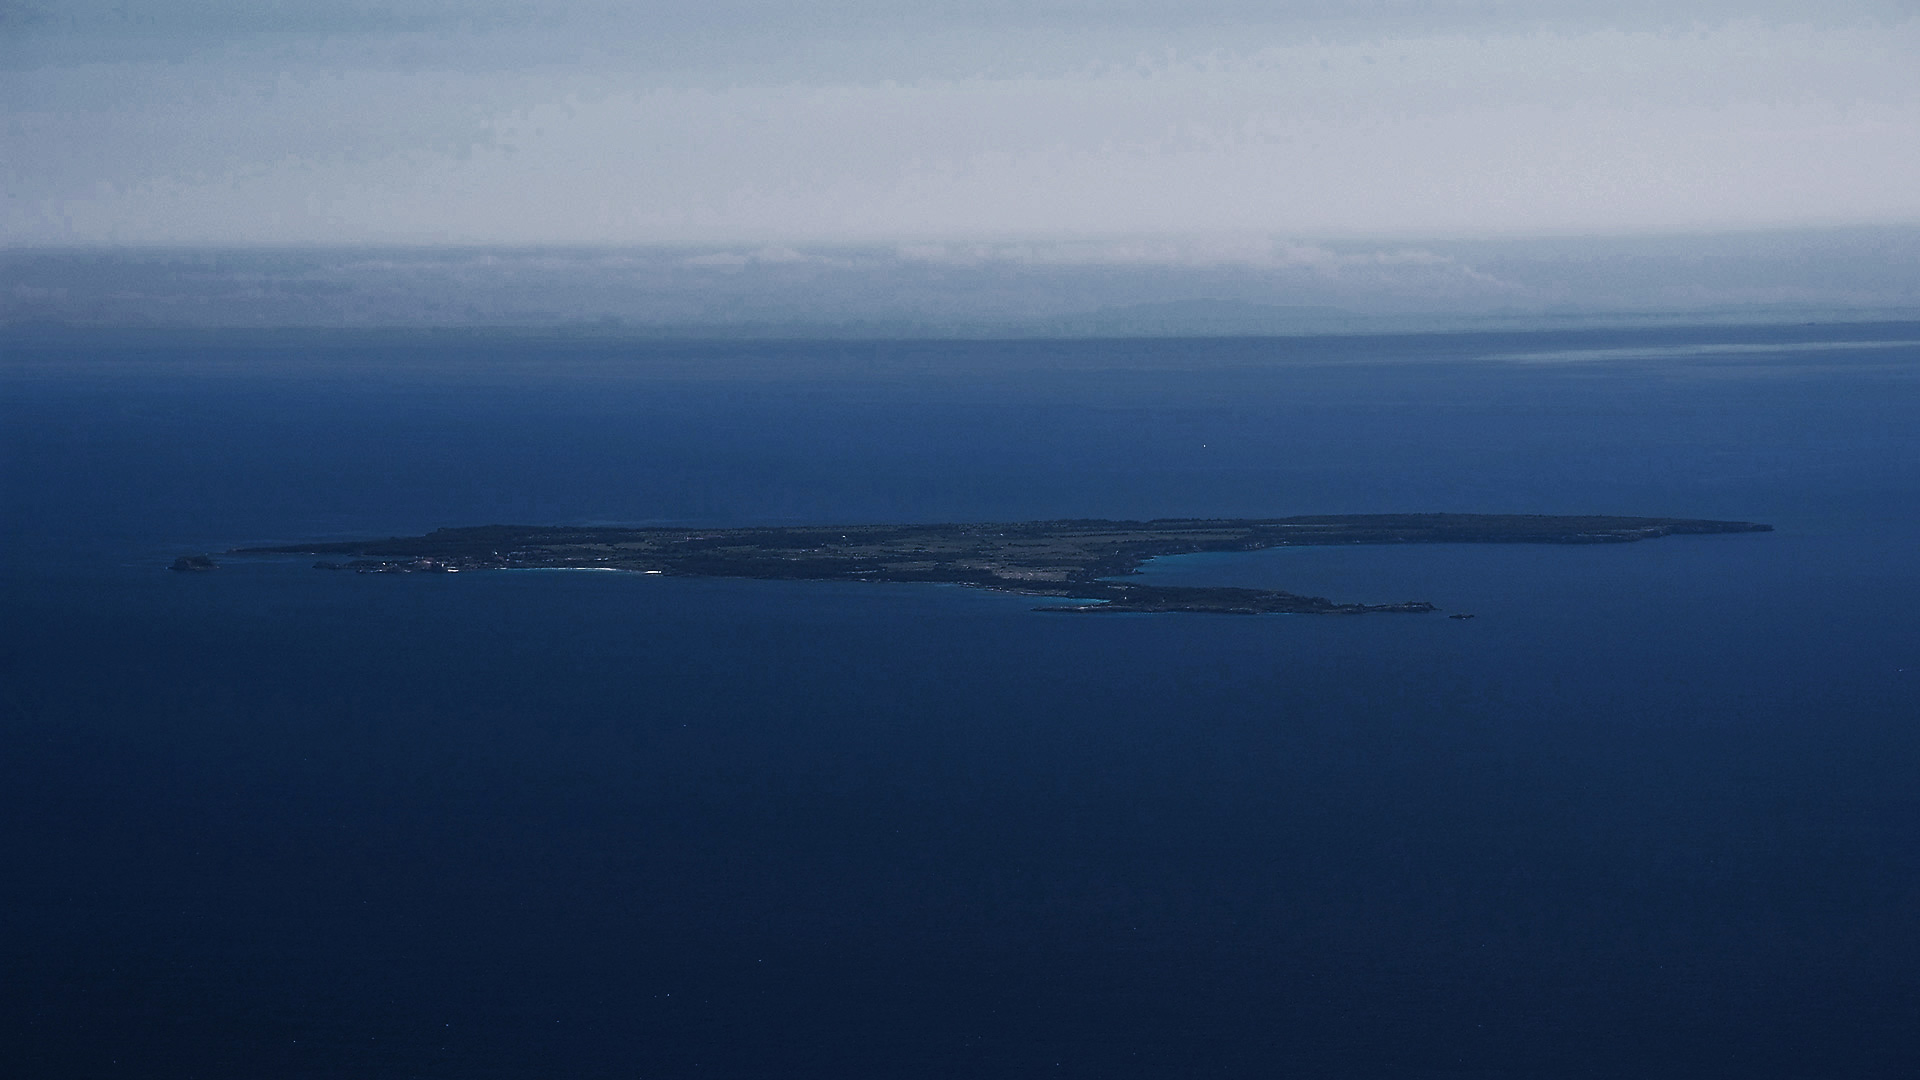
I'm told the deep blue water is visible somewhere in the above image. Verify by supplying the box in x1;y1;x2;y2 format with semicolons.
4;326;1919;1078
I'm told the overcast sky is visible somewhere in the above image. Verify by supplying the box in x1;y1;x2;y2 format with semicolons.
4;1;1919;246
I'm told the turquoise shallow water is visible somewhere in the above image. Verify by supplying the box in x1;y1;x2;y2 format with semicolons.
3;325;1919;1078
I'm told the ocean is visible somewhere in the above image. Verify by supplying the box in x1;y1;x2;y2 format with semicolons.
4;325;1918;1077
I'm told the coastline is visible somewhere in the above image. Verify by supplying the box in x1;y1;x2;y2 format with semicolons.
219;513;1771;615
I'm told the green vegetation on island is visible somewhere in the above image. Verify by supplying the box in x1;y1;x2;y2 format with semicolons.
226;514;1772;615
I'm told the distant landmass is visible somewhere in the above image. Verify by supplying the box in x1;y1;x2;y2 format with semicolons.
230;514;1772;615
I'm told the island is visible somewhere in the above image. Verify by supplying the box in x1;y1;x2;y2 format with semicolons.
225;514;1771;615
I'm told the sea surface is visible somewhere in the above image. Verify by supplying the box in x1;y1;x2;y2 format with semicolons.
4;325;1919;1078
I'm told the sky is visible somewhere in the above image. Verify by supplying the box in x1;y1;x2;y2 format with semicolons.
5;1;1920;247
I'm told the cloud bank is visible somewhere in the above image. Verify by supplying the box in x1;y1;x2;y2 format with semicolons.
5;4;1919;245
7;229;1918;331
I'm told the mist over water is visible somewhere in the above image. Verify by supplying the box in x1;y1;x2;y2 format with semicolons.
9;233;1920;332
3;325;1919;1077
